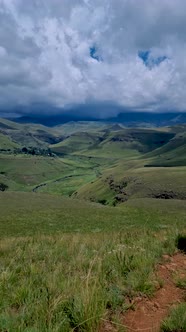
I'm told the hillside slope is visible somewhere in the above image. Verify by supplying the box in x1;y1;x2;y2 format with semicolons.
0;119;185;204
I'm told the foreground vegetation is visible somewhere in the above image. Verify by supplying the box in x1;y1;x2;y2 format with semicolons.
161;303;186;331
0;119;185;330
0;228;181;331
0;192;186;331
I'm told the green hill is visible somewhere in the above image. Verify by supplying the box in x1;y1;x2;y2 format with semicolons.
74;157;186;205
0;119;185;204
0;132;20;150
81;128;174;158
0;118;64;149
50;127;175;158
50;132;103;154
145;129;186;166
0;155;72;191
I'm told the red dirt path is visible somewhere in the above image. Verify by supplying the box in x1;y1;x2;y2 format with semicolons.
123;252;186;332
101;252;186;332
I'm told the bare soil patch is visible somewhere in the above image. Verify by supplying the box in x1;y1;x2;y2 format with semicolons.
123;252;186;332
100;252;186;332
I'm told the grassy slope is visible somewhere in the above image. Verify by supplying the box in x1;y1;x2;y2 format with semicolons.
0;192;186;237
50;127;175;158
0;153;106;196
0;155;72;190
145;129;186;166
1;120;186;202
54;121;108;135
0;192;186;331
0;118;64;148
70;127;186;204
50;132;103;154
0;133;20;150
75;155;186;204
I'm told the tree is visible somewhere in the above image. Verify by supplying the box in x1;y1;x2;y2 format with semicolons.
0;183;8;191
22;147;28;153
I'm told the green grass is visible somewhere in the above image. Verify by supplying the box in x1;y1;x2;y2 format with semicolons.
1;192;186;237
37;172;97;196
53;121;108;136
145;131;186;167
0;190;185;331
0;121;186;331
0;194;184;331
0;133;20;150
0;223;182;331
50;132;102;154
78;143;141;159
75;160;186;204
161;303;186;331
0;153;107;196
0;155;74;190
1;120;186;202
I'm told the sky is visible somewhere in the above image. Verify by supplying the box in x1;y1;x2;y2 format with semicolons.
0;0;186;118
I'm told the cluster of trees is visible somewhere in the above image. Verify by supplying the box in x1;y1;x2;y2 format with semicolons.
0;148;11;153
16;147;55;157
0;183;8;191
0;147;55;157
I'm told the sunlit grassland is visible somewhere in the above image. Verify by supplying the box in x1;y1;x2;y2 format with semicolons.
37;173;97;196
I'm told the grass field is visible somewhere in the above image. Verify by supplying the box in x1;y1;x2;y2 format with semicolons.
1;192;186;236
0;192;186;331
0;119;186;331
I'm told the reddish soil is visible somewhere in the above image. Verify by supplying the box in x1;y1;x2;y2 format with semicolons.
101;252;186;332
122;252;186;332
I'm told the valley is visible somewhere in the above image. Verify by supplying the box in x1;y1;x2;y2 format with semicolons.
0;118;186;204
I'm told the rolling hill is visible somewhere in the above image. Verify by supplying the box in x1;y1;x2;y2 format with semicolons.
0;118;64;149
0;117;185;206
145;130;186;166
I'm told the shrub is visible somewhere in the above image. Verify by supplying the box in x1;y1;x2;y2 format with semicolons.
0;183;8;191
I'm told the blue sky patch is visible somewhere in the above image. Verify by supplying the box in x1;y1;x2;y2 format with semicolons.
138;50;150;64
138;50;167;68
90;46;101;61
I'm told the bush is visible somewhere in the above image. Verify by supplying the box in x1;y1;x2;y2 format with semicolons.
0;183;8;192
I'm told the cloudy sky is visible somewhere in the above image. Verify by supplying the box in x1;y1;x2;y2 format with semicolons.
0;0;186;117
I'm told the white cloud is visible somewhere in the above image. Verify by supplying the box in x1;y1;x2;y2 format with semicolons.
0;0;186;116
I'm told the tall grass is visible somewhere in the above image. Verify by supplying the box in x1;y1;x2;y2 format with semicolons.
0;229;178;331
161;303;186;332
